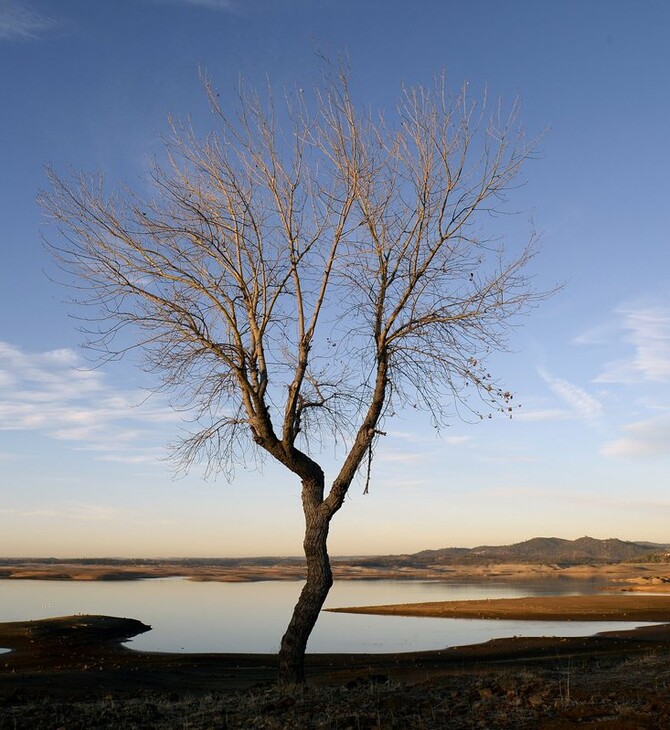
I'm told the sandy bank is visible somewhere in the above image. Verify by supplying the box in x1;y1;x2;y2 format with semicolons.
3;560;670;583
327;593;670;621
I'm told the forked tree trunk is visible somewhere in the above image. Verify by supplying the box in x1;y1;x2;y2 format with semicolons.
278;476;334;685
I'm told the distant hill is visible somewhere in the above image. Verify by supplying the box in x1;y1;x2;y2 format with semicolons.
344;536;670;568
411;536;670;566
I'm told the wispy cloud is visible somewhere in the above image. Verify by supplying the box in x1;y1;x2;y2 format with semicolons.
443;435;473;446
0;341;180;465
572;322;619;346
98;451;166;464
376;478;430;490
573;301;670;459
514;408;571;423
478;453;539;464
181;0;236;7
387;430;472;447
594;302;670;384
0;1;57;41
153;0;238;11
484;484;670;514
600;416;670;459
0;503;120;522
538;368;603;423
624;304;670;381
378;451;426;464
387;429;423;443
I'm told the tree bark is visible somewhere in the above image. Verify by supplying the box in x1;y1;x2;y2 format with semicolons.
278;474;333;685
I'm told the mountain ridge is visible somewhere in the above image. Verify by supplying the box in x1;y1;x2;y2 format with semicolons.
347;536;670;568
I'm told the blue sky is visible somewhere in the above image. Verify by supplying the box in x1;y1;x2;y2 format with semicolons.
2;0;670;557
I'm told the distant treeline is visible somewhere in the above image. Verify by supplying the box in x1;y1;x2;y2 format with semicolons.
2;536;669;568
0;557;304;567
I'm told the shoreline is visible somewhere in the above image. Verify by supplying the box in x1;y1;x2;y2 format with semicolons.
2;560;670;584
4;592;670;681
326;593;670;621
3;610;670;698
4;609;670;727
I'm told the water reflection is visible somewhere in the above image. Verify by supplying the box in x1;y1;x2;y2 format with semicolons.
0;577;648;654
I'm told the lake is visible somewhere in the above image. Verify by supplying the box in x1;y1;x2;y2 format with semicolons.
0;576;652;654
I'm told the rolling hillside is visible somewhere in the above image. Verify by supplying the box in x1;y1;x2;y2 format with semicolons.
346;536;670;568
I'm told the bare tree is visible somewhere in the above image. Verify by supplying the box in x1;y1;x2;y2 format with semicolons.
41;66;544;684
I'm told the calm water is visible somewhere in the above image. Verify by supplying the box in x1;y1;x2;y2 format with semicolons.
0;577;655;654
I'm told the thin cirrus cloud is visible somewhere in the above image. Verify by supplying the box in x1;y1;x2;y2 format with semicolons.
583;301;670;460
484;484;670;515
538;368;603;424
0;340;180;465
153;0;238;10
600;417;670;460
443;435;473;446
0;503;120;522
514;408;570;423
627;305;670;381
386;431;472;447
593;302;670;384
378;451;427;464
0;0;236;45
0;1;57;41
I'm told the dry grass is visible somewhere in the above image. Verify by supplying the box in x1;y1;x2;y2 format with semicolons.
3;651;670;729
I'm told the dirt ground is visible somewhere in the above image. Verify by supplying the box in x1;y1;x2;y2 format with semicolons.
327;593;670;621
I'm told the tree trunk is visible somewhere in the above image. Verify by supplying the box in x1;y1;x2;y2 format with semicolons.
278;476;333;685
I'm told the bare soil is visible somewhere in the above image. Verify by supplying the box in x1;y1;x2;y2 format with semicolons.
327;593;670;621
